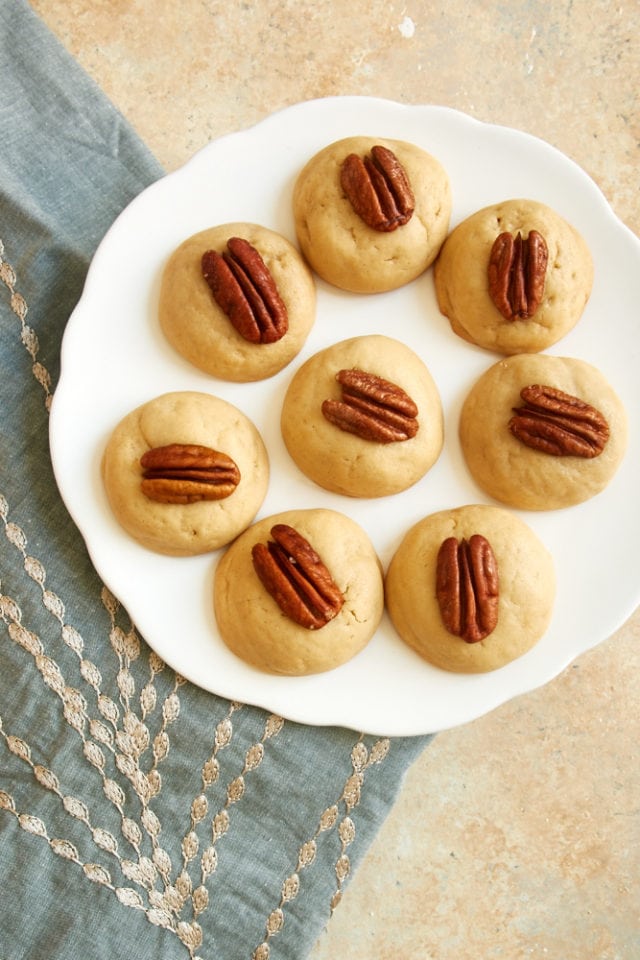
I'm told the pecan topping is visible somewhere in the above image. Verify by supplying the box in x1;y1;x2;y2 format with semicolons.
436;535;499;644
488;230;548;320
509;384;610;458
251;524;344;630
340;145;415;232
201;237;288;344
321;368;419;443
140;443;240;503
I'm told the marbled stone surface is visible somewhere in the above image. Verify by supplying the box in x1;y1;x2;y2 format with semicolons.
29;2;639;956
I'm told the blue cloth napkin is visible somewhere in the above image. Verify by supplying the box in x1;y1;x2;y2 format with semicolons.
0;3;432;957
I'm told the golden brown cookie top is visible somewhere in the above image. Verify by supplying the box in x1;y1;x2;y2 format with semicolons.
293;136;451;293
214;508;384;675
159;222;316;382
459;354;627;510
434;198;594;354
102;391;269;555
280;334;444;498
385;504;556;673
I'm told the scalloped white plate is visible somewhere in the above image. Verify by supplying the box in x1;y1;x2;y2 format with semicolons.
50;98;640;735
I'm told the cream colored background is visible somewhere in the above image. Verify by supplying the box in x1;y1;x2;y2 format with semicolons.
30;2;639;957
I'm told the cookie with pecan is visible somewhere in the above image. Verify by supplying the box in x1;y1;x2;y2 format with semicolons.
102;391;269;555
214;509;383;675
280;335;444;498
159;222;316;382
459;354;627;510
385;504;555;673
293;136;451;293
434;199;593;354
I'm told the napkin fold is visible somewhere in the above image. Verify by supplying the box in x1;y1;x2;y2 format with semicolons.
0;3;432;957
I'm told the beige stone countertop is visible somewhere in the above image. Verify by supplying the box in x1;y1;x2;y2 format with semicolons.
29;2;639;957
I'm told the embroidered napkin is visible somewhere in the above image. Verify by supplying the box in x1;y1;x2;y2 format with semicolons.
0;3;432;957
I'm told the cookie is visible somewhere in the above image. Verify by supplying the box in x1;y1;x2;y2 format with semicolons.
385;504;555;673
214;509;384;675
102;391;269;555
159;222;316;382
280;334;444;498
459;354;627;510
434;198;593;353
292;136;451;293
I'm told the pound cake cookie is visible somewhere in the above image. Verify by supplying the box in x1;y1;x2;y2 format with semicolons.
293;136;451;293
281;334;444;498
159;222;316;382
102;391;269;556
459;354;627;510
385;504;555;673
434;198;593;354
214;509;384;675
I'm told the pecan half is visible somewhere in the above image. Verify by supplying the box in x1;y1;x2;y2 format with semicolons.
140;443;240;503
509;384;609;458
488;230;548;320
340;145;415;232
436;535;499;644
252;524;344;630
201;237;288;344
321;368;419;443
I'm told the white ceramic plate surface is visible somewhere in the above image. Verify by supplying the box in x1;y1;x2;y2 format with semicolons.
49;97;640;735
